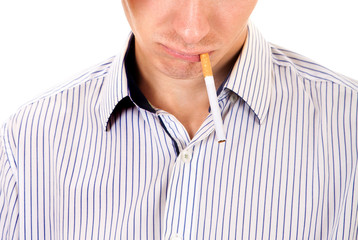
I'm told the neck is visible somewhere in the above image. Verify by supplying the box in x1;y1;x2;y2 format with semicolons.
139;67;214;139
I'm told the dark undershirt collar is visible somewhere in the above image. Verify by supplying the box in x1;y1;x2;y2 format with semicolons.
125;37;156;113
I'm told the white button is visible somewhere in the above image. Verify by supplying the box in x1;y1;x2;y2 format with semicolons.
229;94;238;104
179;148;193;163
170;234;182;240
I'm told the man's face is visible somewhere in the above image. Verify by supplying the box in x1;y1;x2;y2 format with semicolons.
122;0;258;80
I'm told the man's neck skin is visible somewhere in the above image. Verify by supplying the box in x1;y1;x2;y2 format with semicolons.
138;69;213;139
135;31;247;139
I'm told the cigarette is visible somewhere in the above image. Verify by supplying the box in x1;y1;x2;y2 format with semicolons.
200;53;226;143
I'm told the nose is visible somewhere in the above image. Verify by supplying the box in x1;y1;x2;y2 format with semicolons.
172;0;211;45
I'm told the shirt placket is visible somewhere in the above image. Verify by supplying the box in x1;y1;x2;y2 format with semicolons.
159;91;233;240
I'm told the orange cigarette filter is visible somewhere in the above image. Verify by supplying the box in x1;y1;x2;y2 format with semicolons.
200;53;213;77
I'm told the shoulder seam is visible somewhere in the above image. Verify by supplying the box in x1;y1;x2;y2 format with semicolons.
271;47;358;92
18;57;115;109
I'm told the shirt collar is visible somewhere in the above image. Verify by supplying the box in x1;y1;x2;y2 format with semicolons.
100;21;272;129
223;21;272;124
99;35;132;130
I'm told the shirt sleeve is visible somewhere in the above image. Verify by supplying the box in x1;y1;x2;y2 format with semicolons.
0;127;19;239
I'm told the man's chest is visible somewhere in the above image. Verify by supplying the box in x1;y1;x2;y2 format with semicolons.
16;103;356;240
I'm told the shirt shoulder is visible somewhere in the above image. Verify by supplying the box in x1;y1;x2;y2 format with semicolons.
270;44;358;92
2;56;116;159
269;44;357;139
6;56;115;120
24;56;116;107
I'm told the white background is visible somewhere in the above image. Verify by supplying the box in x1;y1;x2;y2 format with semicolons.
1;0;357;124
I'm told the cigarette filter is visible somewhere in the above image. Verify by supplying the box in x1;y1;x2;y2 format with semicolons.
200;53;226;143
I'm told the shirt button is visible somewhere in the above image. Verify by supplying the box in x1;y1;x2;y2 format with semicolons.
229;94;238;104
170;234;182;240
179;148;193;163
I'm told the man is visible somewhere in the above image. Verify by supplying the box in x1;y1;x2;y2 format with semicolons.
1;0;357;239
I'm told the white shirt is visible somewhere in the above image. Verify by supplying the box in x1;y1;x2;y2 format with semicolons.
1;22;357;239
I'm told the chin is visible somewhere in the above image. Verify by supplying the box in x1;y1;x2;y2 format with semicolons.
159;60;203;79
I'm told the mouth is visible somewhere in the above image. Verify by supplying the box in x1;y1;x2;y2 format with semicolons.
160;44;210;62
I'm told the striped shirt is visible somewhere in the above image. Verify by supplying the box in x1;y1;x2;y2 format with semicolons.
1;22;357;239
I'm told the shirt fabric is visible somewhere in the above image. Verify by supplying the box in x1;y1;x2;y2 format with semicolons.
1;22;357;240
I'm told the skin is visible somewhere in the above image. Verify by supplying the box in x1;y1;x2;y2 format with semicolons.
121;0;258;138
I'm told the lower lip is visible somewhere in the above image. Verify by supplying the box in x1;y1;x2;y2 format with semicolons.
161;45;201;62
